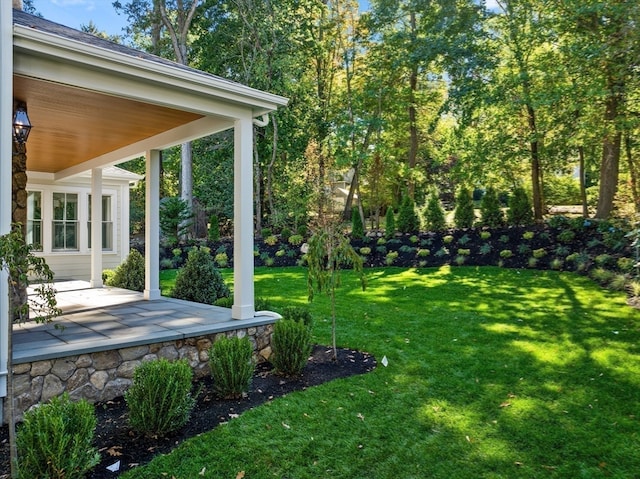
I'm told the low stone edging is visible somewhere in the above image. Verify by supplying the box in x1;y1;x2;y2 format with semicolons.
4;324;273;423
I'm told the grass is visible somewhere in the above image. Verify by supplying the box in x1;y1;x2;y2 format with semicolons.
128;266;640;478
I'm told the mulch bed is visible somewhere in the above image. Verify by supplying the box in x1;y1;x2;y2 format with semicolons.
0;345;375;478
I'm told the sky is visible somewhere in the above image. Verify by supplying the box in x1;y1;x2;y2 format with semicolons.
30;0;501;38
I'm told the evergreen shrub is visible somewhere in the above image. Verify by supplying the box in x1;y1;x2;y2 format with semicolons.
209;336;255;398
281;305;313;328
351;208;364;239
125;359;195;437
424;192;446;231
397;196;419;233
172;246;230;304
480;187;504;227
454;187;475;228
17;393;100;479
208;215;220;242
106;248;145;292
271;318;313;377
507;187;533;225
385;207;396;238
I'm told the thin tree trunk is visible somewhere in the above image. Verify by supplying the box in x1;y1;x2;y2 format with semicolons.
254;127;262;235
578;145;589;217
526;103;543;220
266;115;278;221
407;11;418;199
625;133;640;213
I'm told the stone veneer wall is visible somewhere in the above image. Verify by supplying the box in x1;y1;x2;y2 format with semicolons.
5;325;273;422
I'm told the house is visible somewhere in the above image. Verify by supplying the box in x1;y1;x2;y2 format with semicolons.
27;166;143;280
0;5;288;421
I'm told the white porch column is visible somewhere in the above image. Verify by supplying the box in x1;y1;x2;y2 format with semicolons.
144;149;161;300
0;0;13;422
90;168;103;288
232;116;255;320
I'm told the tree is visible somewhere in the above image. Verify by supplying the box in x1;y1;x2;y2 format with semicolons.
480;187;504;227
454;187;475;228
396;194;419;233
306;220;365;360
159;196;193;244
1;226;60;478
507;186;534;225
424;190;446;231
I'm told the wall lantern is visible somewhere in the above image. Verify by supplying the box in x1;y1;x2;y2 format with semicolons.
13;102;32;144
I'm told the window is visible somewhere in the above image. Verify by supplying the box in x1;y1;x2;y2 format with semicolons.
88;195;113;250
52;192;78;250
26;191;42;250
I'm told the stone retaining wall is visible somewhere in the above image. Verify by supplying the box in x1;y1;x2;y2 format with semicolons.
5;324;273;422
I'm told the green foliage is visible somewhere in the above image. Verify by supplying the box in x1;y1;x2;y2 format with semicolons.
479;243;493;255
533;248;547;259
507;187;533;226
499;249;513;259
208;215;220;242
480;187;504;227
16;393;99;479
454;187;475;229
522;231;535;240
0;226;60;323
518;244;531;255
126;359;195;437
617;257;635;273
595;254;614;268
557;229;576;243
385;207;396;238
424;191;446;232
271;318;313;376
288;234;304;246
550;258;564;270
215;252;229;267
280;306;313;328
457;249;471;256
351;208;364;239
359;246;371;255
544;175;581;206
264;235;279;246
590;267;615;285
306;222;365;359
159;197;193;243
280;227;292;243
417;248;431;257
107;248;145;292
385;251;399;265
480;231;491;240
172;247;230;304
443;235;454;244
396;195;419;233
457;234;471;245
209;336;255;399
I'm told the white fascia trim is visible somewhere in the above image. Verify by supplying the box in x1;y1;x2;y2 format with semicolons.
13;25;289;116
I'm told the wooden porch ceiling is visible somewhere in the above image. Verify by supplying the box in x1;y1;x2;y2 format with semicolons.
13;75;203;173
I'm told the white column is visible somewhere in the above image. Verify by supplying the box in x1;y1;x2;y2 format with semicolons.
0;0;13;421
232;116;255;320
144;150;161;300
90;168;103;288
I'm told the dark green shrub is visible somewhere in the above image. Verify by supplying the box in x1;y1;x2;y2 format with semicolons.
172;246;230;304
557;229;576;243
280;227;292;243
351;208;364;239
17;393;99;479
480;187;504;227
288;234;304;246
271;318;313;377
280;305;313;329
397;196;419;234
255;297;272;311
106;248;145;292
424;192;446;231
208;215;220;241
385;207;396;238
209;336;255;399
125;359;195;437
159;196;193;243
507;187;533;225
261;228;272;237
214;296;233;308
454;187;475;229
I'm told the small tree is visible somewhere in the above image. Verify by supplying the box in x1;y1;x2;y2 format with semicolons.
396;195;419;234
306;220;366;360
508;186;534;226
385;207;396;238
480;187;504;227
0;225;60;478
454;187;475;229
159;196;193;243
208;214;220;242
424;191;446;231
351;208;364;240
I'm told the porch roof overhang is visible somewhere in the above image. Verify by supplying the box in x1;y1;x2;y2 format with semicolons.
11;10;288;179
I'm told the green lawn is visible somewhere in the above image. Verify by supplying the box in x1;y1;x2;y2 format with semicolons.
130;266;640;478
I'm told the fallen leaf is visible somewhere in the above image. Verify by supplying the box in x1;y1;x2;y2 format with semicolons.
106;446;123;457
199;466;206;475
236;472;245;479
282;422;291;429
500;402;511;408
357;413;365;421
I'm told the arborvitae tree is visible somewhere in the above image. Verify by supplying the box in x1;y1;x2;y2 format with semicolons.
396;195;419;233
351;208;364;239
385;207;396;238
507;187;534;225
208;215;220;242
480;187;504;227
424;191;446;231
454;187;475;229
